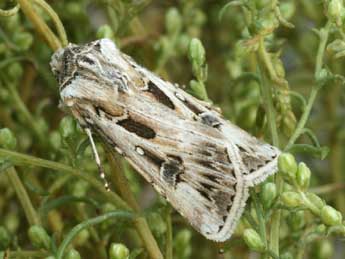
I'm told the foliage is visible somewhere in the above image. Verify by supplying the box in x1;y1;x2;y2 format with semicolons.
0;0;345;258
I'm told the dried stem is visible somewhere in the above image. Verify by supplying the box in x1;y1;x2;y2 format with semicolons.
106;151;164;259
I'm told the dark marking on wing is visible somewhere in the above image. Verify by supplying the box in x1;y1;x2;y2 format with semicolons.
140;148;164;167
204;174;218;183
183;99;204;115
160;159;184;187
200;112;221;127
117;118;156;139
199;189;213;202
147;81;175;109
79;56;95;65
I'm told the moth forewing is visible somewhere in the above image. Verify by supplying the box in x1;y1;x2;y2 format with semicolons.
50;38;280;242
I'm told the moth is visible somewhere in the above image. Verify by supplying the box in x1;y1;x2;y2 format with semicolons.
50;38;280;242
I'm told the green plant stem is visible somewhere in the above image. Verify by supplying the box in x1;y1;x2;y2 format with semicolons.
310;183;345;195
3;250;50;258
5;167;41;225
6;83;45;144
330;135;345;214
250;190;267;246
0;148;129;210
106;152;164;259
298;191;321;216
285;21;331;150
17;0;61;50
258;38;281;257
0;3;20;16
258;37;286;89
285;87;319;150
260;80;279;146
56;211;134;259
32;0;68;46
165;208;173;259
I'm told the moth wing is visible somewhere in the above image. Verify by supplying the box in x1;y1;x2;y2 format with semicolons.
218;122;280;186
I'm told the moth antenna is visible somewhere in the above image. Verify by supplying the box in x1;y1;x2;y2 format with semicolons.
85;128;110;191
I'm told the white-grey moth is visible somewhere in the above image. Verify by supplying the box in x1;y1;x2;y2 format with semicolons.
50;38;280;242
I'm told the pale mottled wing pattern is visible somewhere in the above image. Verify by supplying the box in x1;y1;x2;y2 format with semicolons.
50;39;280;241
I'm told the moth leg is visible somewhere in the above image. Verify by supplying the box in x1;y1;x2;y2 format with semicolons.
85;128;110;191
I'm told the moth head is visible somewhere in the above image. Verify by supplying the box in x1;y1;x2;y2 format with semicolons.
50;39;130;92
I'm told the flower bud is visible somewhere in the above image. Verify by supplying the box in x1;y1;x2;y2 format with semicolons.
4;212;19;233
280;252;294;259
147;212;167;237
280;1;296;20
328;225;345;235
66;248;81;259
174;229;191;248
243;228;265;252
306;193;324;209
0;226;11;249
278;153;297;180
327;0;345;26
49;131;62;150
281;191;303;208
109;243;129;259
73;229;90;246
315;224;327;234
13;32;33;51
176;34;190;54
72;180;89;197
312;240;334;259
296;162;311;189
320;205;342;226
260;182;277;209
287;211;305;230
28;225;51;249
174;229;192;259
327;39;345;58
190;80;208;101
165;8;182;35
59;116;77;139
66;2;82;16
188;38;206;67
315;68;331;86
97;25;115;40
6;62;23;80
0;128;17;150
255;13;278;35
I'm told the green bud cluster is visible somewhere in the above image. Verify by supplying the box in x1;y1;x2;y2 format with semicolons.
260;182;277;209
66;248;81;259
188;38;208;101
97;25;115;40
173;229;192;259
278;153;311;190
109;243;130;259
320;205;343;226
327;0;345;26
0;128;17;150
166;8;182;36
327;39;345;58
243;228;265;252
0;226;11;249
28;225;51;250
278;153;298;180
